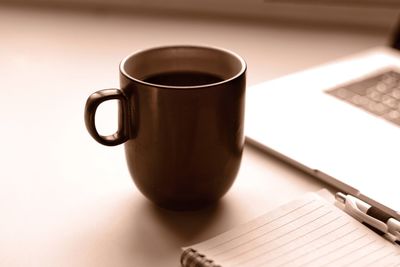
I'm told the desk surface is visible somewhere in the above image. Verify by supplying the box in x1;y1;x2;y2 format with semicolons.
0;5;389;266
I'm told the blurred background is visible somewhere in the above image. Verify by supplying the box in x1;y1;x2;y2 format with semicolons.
1;0;398;86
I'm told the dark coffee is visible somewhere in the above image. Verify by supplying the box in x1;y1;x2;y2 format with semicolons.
144;71;223;86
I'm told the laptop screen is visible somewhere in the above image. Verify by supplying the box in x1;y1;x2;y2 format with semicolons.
391;17;400;50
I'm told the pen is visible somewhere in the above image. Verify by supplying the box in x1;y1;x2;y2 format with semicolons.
335;192;400;245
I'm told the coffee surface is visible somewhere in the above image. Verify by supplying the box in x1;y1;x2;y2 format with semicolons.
144;71;223;86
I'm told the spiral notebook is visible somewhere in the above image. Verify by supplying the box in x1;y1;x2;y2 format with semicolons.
180;192;400;267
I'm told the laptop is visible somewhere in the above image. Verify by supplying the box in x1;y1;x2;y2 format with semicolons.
246;27;400;219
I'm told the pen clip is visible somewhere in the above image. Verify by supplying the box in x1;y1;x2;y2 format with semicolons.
343;195;389;234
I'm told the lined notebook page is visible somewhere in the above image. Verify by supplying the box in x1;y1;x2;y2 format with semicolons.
185;193;400;267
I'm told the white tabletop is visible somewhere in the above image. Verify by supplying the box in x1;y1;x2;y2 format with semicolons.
0;5;389;267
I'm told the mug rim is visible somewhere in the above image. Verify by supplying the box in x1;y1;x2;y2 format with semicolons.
119;45;247;90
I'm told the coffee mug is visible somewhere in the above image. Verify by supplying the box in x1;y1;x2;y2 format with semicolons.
84;45;246;210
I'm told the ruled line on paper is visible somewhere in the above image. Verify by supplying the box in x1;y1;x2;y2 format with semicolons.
294;234;369;267
365;251;398;267
248;223;355;267
365;251;400;267
346;245;386;266
213;207;330;260
323;240;377;266
230;216;345;266
208;203;326;258
200;199;317;251
387;258;400;267
385;252;400;267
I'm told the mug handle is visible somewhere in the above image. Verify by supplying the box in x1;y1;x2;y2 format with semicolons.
84;89;129;146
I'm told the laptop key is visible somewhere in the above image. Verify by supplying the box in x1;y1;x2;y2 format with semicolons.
366;102;390;116
332;87;354;99
375;82;392;94
367;89;383;102
346;76;382;96
326;70;400;127
391;88;400;99
382;95;398;109
384;110;400;126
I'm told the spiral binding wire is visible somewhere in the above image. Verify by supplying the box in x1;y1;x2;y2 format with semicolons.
180;248;222;267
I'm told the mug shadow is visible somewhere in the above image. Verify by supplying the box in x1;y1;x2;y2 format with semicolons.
143;197;230;243
125;196;239;267
72;194;237;267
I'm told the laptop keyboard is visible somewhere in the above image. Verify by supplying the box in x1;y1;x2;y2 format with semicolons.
326;70;400;126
